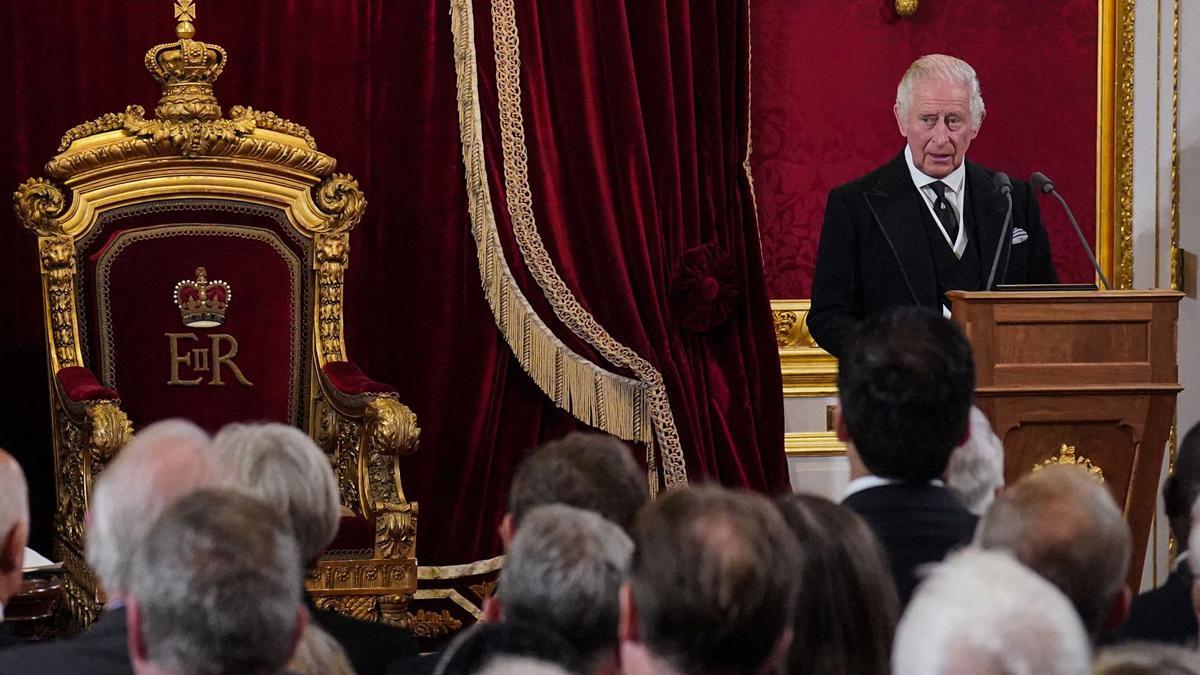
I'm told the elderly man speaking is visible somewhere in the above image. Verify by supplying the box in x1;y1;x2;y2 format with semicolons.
807;54;1057;358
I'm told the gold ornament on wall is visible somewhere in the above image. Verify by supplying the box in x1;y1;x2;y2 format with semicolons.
1033;444;1105;482
895;0;918;17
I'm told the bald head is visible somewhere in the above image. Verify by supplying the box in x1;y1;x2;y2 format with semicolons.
0;448;29;605
86;419;228;595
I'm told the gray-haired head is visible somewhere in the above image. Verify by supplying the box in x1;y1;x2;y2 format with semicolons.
476;656;573;675
896;54;985;129
1094;641;1200;675
212;422;340;565
946;407;1005;515
128;488;303;675
893;548;1090;675
86;419;227;595
976;464;1130;639
499;504;633;664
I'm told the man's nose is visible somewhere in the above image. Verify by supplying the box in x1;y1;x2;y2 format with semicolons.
932;119;951;143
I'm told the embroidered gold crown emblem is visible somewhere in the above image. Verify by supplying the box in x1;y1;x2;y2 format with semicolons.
173;266;231;328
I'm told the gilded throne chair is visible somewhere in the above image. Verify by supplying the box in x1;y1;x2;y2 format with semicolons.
12;9;419;628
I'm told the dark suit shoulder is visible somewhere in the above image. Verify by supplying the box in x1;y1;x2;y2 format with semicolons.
1105;566;1196;646
0;609;131;675
828;153;909;199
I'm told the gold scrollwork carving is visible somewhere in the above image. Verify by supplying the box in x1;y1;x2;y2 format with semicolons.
375;502;417;561
315;174;367;232
42;236;81;369
315;233;349;364
1033;444;1105;482
773;308;819;349
469;581;497;600
312;594;377;622
58;106;146;152
403;609;462;639
86;402;133;465
366;397;421;457
14;178;68;236
895;0;918;17
229;105;318;149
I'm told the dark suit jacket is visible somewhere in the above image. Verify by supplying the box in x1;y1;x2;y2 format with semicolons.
0;607;131;675
808;152;1057;357
306;594;419;675
1104;564;1196;646
842;482;978;606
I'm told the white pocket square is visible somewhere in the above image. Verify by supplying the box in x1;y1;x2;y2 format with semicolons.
1011;227;1029;244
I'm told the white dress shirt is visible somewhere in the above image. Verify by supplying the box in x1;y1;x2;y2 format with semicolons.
904;145;968;259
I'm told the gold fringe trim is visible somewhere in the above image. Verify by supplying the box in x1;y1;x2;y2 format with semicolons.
450;0;688;492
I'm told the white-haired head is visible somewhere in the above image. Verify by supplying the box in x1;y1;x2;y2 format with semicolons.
86;419;227;595
946;407;1005;515
893;548;1091;675
896;54;985;129
212;422;340;565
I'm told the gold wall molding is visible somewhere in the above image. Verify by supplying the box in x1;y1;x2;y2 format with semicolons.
1099;0;1136;289
784;431;845;457
772;299;838;397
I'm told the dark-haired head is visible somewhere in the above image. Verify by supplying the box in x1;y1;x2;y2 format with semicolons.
837;307;974;481
1164;421;1200;548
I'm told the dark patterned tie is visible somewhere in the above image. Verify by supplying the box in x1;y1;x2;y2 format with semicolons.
929;181;959;244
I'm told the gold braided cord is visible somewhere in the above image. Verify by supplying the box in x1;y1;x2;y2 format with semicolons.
486;0;686;490
450;0;682;493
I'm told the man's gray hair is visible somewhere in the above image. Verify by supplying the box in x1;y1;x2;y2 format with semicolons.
976;464;1130;638
499;504;633;663
0;450;28;542
896;54;985;128
212;422;340;563
946;406;1005;515
129;488;302;675
86;419;227;594
893;548;1090;675
477;657;573;675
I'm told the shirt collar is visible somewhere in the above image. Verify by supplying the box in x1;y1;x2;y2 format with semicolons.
904;145;966;194
843;473;945;500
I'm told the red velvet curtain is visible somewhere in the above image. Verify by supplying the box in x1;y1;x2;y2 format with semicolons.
469;0;786;493
0;0;786;564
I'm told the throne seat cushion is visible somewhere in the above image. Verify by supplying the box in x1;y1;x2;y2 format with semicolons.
323;361;397;396
56;366;120;402
325;512;376;557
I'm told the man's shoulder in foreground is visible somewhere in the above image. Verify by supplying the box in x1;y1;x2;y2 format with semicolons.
0;607;131;675
308;595;419;675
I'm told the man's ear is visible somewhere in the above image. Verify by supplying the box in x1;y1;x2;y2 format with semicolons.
287;605;309;664
0;521;26;574
126;596;147;661
482;595;503;623
894;103;907;137
1102;585;1133;633
498;513;515;549
618;583;639;643
833;403;849;443
758;626;793;675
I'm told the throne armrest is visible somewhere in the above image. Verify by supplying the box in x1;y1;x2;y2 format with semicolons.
316;361;420;562
52;366;131;465
55;366;119;403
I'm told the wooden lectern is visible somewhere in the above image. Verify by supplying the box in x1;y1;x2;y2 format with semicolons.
947;290;1183;589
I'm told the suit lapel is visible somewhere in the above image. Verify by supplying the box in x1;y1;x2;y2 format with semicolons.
862;153;935;306
966;160;1009;288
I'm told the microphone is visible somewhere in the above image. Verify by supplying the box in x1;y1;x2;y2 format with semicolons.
985;172;1014;290
1030;171;1110;290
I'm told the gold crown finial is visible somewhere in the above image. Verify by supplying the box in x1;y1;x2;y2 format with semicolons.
174;0;196;39
145;0;225;122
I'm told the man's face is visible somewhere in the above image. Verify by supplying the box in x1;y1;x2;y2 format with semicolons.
894;79;981;178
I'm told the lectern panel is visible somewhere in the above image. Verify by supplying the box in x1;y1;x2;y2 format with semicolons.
994;322;1148;364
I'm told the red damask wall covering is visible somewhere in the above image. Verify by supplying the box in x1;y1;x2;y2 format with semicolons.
752;0;1099;298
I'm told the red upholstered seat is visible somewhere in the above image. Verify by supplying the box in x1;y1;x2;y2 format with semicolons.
56;366;119;402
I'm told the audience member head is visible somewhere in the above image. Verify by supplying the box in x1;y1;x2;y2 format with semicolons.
126;489;305;675
774;494;898;675
1187;498;1200;645
476;657;575;675
1164;421;1200;553
504;432;647;543
287;623;355;675
433;622;584;675
945;406;1006;515
0;448;29;608
620;485;800;675
211;422;340;567
86;419;227;597
836;306;974;482
492;504;632;674
1093;642;1200;675
893;548;1090;675
977;464;1131;640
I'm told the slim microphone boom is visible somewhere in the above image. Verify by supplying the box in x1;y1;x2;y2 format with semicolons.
1029;171;1110;290
986;172;1013;290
